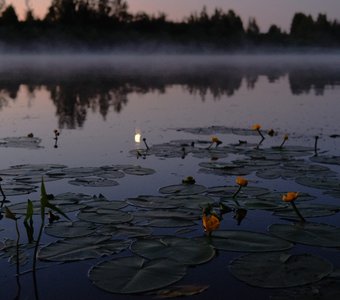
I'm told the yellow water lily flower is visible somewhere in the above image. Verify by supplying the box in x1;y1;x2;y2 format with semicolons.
282;192;299;202
202;213;220;234
211;136;220;143
236;176;248;187
252;124;261;130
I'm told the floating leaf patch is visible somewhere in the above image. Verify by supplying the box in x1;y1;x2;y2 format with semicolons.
89;256;187;294
38;236;130;262
131;236;215;265
159;184;206;195
268;223;340;247
44;221;96;238
68;177;119;187
208;230;293;252
229;252;333;288
77;210;133;224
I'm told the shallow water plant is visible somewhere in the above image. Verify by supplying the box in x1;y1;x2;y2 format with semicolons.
233;177;248;200
252;124;265;148
282;192;305;222
202;205;220;236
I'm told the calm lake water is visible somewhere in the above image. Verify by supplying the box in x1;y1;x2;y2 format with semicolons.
0;54;340;300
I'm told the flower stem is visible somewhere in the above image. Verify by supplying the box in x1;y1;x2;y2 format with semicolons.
314;136;319;156
290;202;306;223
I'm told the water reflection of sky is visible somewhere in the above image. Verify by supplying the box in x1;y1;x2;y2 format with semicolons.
1;55;340;300
1;57;339;170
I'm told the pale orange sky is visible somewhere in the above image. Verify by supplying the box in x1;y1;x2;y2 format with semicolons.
6;0;340;31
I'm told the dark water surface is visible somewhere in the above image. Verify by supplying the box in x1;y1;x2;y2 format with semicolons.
0;54;339;300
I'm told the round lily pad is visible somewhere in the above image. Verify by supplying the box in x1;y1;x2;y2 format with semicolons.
0;136;42;149
310;155;340;165
123;166;155;176
274;204;340;219
2;184;37;196
68;177;119;187
77;210;133;224
97;224;152;238
295;177;340;191
229;252;333;288
209;230;293;252
38;236;130;262
44;221;96;238
127;196;179;209
99;171;125;179
47;167;104;178
159;184;206;195
268;223;340;247
131;237;215;265
89;256;187;294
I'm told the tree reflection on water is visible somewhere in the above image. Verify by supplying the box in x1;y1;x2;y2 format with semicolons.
0;63;340;129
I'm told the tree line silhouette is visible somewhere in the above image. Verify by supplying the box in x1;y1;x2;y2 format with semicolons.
0;0;340;50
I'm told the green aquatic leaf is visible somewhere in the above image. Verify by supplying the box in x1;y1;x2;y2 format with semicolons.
0;136;42;149
123;166;155;176
273;204;340;219
131;236;215;265
44;221;96;238
38;236;130;262
295;176;340;191
68;177;119;187
89;256;187;294
97;224;153;238
127;196;180;209
159;184;206;195
268;223;340;247
77;210;133;224
208;230;293;252
310;155;340;166
229;252;333;288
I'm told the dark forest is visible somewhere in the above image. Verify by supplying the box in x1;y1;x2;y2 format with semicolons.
1;0;340;51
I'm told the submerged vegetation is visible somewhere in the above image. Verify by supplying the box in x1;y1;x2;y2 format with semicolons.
0;123;340;298
0;0;340;50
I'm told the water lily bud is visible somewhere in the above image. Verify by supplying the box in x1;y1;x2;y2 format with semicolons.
282;192;299;202
236;176;248;187
252;124;261;130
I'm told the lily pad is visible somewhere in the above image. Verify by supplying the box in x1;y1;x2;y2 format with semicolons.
123;166;155;176
0;164;66;176
268;223;340;247
98;171;125;179
159;184;206;195
47;167;104;178
137;218;196;228
44;221;96;238
229;252;333;288
0;136;42;149
273;204;340;219
127;196;180;209
38;236;130;262
77;210;133;224
295;176;340;191
68;177;119;187
2;184;37;196
310;155;340;165
89;256;187;294
131;236;215;265
97;224;152;238
209;230;293;252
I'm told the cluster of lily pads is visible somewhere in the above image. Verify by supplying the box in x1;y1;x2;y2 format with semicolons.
0;125;340;298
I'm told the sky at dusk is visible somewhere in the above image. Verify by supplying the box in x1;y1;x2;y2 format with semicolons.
6;0;340;31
